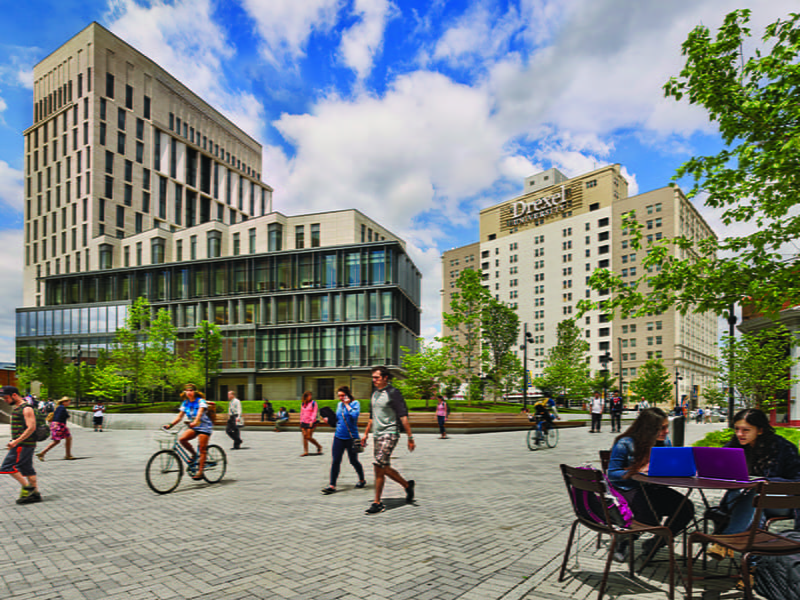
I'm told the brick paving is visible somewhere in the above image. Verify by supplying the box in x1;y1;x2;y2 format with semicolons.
0;419;758;599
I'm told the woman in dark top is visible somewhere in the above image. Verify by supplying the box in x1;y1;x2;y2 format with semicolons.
708;408;800;559
37;396;76;461
607;407;695;560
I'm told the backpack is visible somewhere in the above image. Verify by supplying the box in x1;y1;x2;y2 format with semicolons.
32;410;51;442
571;466;633;528
610;396;623;412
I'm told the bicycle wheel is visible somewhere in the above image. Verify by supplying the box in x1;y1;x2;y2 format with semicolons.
202;444;227;483
146;450;183;494
546;427;559;448
526;428;540;451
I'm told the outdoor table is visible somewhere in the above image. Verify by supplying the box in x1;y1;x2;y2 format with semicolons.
631;474;760;587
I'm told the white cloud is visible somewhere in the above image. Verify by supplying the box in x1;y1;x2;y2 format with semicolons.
240;0;341;65
0;97;7;115
0;160;23;212
0;229;23;362
339;0;398;81
106;0;265;138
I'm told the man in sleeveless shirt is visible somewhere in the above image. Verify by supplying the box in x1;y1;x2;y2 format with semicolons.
0;386;42;504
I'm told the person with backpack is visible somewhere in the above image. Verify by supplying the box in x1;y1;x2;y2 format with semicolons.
607;407;695;562
320;386;367;495
37;397;75;461
609;394;623;433
164;384;214;480
0;386;42;504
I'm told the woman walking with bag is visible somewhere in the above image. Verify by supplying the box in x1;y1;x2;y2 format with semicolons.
299;391;322;456
320;386;366;494
37;397;75;461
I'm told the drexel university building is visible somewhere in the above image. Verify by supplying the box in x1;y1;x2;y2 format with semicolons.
16;23;421;402
442;165;719;406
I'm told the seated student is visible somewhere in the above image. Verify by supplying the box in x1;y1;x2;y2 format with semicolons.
274;407;289;432
607;407;696;562
708;408;800;560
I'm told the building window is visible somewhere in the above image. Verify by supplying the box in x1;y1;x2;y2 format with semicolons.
233;232;240;256
125;84;133;109
118;108;126;131
151;238;165;264
249;228;256;254
311;223;320;247
268;223;283;252
106;73;115;98
144;96;151;119
295;225;304;249
207;231;221;258
118;132;126;154
190;235;197;260
116;205;124;228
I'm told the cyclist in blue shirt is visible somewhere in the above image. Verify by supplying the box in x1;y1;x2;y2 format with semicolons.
165;383;214;480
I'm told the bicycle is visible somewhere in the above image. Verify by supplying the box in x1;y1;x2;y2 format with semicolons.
145;424;227;494
526;415;559;450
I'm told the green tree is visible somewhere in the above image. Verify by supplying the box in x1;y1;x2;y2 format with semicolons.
630;358;673;406
495;352;524;401
112;297;151;403
579;10;800;318
395;339;449;405
89;363;130;402
701;384;727;410
591;370;618;397
719;327;798;410
189;321;223;397
443;269;491;404
19;341;71;399
481;299;520;401
145;307;178;402
533;319;591;405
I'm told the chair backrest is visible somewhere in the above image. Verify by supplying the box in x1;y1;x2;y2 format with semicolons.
599;450;611;474
561;464;618;532
740;481;800;547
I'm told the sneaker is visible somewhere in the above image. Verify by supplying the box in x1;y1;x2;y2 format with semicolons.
365;502;386;514
18;486;34;499
405;480;415;504
16;491;41;505
321;486;336;495
355;480;367;489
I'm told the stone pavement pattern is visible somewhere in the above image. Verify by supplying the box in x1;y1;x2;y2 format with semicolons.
0;420;751;599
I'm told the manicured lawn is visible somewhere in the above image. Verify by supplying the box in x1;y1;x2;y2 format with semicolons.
693;426;800;447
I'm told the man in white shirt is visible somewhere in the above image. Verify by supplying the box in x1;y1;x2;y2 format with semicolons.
590;392;604;433
226;391;243;450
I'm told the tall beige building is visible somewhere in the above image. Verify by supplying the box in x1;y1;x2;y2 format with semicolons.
442;165;718;405
23;22;272;307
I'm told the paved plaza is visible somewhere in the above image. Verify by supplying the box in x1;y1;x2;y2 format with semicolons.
0;419;752;600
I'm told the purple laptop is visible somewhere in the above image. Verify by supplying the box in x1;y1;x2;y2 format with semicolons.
692;447;757;482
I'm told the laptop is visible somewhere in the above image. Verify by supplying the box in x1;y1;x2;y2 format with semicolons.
647;447;697;477
692;447;761;482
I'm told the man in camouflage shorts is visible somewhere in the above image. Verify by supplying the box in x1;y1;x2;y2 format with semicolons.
361;366;416;514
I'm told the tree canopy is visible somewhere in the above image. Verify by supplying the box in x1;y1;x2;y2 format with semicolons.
630;359;674;406
579;9;800;318
533;319;591;404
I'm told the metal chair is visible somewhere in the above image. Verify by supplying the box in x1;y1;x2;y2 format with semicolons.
687;481;800;600
559;464;675;600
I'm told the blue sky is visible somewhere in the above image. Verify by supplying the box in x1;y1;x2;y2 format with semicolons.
0;0;793;362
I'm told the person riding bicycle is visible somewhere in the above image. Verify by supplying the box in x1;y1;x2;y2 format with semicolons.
531;400;556;443
164;384;213;480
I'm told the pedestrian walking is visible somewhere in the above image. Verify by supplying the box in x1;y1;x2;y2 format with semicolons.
320;386;366;494
435;395;450;439
37;397;75;461
92;402;105;432
0;386;42;504
226;390;243;450
609;393;623;433
299;391;322;456
589;392;604;433
261;397;274;421
361;366;415;514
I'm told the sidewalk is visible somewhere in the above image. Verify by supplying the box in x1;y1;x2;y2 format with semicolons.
0;421;749;599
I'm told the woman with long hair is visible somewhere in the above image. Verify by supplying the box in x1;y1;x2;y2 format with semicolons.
299;391;322;456
607;407;695;561
320;386;366;494
707;408;800;559
164;384;214;480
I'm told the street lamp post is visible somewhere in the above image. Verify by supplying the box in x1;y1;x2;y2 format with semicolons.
674;367;683;413
727;303;737;429
521;323;534;410
599;350;612;410
618;337;624;399
74;347;82;407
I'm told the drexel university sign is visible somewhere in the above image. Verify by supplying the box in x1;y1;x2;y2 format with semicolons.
506;186;569;227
